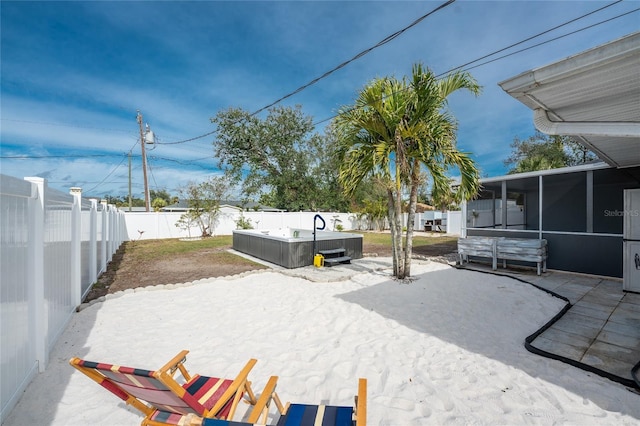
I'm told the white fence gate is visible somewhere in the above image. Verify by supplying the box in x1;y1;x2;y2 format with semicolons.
0;175;125;423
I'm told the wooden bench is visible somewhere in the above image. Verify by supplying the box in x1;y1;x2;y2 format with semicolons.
496;237;547;276
458;236;548;275
458;237;498;270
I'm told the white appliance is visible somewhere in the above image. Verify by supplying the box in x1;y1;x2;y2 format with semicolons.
623;189;640;292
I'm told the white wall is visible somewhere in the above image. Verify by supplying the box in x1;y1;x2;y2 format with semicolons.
123;210;359;240
126;210;461;240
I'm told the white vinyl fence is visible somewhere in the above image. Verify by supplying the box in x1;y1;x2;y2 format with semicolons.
0;175;125;423
123;209;361;240
123;209;462;240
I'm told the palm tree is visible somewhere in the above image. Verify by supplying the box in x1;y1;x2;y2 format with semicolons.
334;64;481;279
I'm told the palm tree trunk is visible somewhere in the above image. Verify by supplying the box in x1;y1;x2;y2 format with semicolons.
403;161;420;277
395;137;406;279
387;188;401;277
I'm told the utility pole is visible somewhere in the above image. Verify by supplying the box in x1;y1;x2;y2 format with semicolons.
128;152;132;212
137;110;151;212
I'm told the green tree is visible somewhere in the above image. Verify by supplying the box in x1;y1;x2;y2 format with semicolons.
313;125;358;212
103;194;124;206
103;194;144;209
152;198;167;212
361;186;388;230
150;189;178;206
334;64;481;278
504;131;597;174
212;105;330;211
176;176;231;237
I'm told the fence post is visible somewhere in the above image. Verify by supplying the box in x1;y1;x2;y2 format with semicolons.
107;204;114;261
89;199;98;284
117;210;123;246
106;205;112;262
100;199;107;273
70;187;82;307
113;208;120;247
25;177;47;372
461;200;468;238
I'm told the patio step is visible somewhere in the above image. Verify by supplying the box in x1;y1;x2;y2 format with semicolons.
323;256;352;266
319;248;351;267
319;248;346;256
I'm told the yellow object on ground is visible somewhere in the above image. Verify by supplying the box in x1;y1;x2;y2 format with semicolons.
313;254;324;267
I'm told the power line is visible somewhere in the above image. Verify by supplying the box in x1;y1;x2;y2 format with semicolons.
39;1;635;193
0;118;133;133
313;1;636;126
148;155;220;170
444;0;625;75
0;153;128;159
457;7;640;74
84;152;130;193
155;0;456;146
155;0;629;147
84;140;141;193
155;129;218;145
248;0;456;118
14;1;632;190
3;1;629;159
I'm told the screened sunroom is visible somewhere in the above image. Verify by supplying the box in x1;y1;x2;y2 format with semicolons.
464;33;640;279
462;163;640;277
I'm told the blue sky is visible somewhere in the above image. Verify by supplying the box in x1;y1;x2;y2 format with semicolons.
1;1;638;199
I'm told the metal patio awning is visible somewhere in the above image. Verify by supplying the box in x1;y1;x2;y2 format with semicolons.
499;32;640;168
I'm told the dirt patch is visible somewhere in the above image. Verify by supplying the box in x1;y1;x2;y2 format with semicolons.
84;245;266;302
84;236;458;303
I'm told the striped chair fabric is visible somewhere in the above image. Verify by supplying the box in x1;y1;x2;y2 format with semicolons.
275;404;354;426
198;378;367;426
200;404;354;426
70;351;257;426
76;360;235;417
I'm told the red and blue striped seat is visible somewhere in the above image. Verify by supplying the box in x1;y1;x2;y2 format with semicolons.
70;350;258;426
192;378;367;426
274;404;355;426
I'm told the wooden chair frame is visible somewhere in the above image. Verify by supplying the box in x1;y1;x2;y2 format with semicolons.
190;377;367;426
70;350;258;426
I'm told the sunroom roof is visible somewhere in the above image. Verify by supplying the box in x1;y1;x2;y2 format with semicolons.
499;32;640;168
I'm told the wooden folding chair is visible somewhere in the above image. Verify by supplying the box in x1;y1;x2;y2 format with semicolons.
190;377;367;426
70;350;258;426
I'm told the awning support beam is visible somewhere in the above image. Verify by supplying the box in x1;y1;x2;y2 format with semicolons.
533;108;640;138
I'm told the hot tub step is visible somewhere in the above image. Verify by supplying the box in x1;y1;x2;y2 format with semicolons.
319;248;346;256
323;256;351;266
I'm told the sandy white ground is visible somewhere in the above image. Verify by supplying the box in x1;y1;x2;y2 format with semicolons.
4;260;640;425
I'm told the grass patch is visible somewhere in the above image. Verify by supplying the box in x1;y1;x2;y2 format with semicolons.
120;232;456;264
125;236;233;260
355;231;458;247
212;250;260;265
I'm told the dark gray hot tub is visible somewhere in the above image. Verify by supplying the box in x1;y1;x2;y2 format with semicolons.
232;228;363;268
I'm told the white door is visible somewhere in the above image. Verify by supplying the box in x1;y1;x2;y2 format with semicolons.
624;241;640;292
624;189;640;240
623;189;640;292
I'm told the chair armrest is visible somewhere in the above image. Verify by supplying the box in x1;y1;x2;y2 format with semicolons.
207;358;258;417
247;376;284;424
159;349;192;381
355;378;367;426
